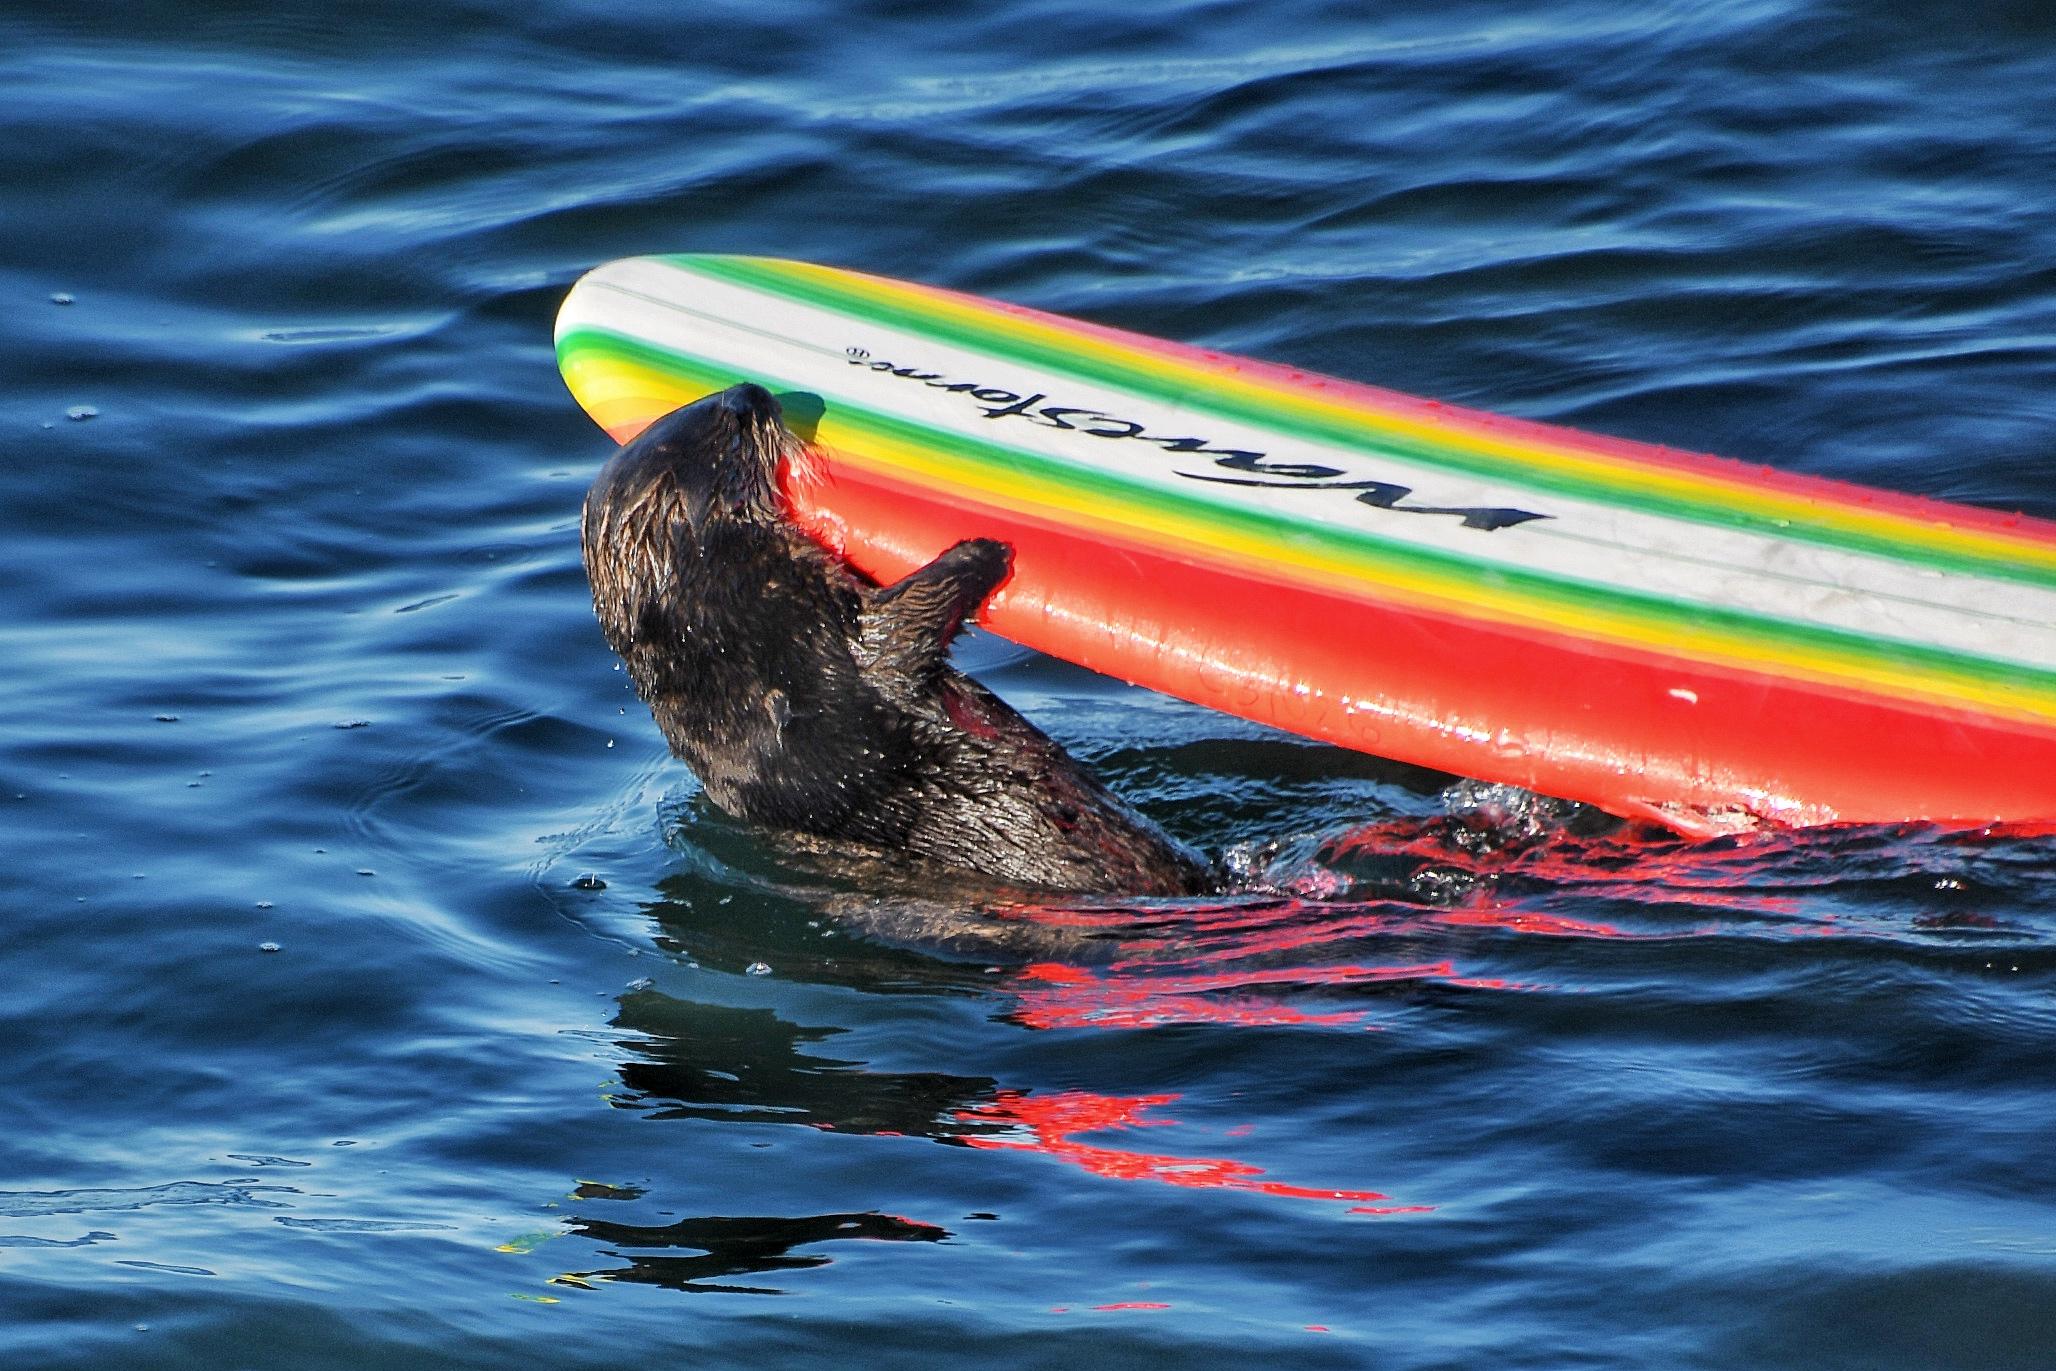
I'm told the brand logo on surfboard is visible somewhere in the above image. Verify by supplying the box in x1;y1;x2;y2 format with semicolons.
845;349;1547;532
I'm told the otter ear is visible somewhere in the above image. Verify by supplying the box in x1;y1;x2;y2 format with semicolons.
860;538;1012;682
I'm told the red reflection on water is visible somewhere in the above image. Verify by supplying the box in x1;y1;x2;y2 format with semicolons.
984;812;2012;1036
1132;900;1426;961
957;1088;1431;1213
1326;814;1864;926
1430;906;1627;937
1494;836;1807;917
1010;959;1430;1030
1001;901;1568;1026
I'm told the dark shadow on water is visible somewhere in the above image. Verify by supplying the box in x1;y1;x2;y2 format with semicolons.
594;981;1433;1277
533;988;982;1296
555;1210;949;1296
608;988;999;1138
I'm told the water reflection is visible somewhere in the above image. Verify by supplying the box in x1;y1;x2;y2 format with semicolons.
624;788;2056;1046
554;1210;948;1296
541;792;2056;1301
598;973;1430;1279
957;1089;1433;1214
609;987;995;1138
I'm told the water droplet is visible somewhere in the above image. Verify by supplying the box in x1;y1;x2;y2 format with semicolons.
154;714;179;723
333;719;370;730
67;405;97;421
604;739;615;749
51;292;75;305
570;873;606;891
745;961;772;977
255;901;273;909
357;869;375;877
626;977;653;992
259;942;281;953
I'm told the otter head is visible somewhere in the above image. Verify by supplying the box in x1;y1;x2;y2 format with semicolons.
603;382;799;534
582;382;810;651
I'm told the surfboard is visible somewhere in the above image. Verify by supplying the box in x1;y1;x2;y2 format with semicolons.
555;254;2056;837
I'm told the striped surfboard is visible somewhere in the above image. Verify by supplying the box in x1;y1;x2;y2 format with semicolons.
556;254;2056;836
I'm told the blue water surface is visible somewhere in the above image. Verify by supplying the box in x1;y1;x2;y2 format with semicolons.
3;1;2054;1367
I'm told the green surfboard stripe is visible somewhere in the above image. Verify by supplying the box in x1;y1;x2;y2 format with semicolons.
677;254;2056;593
559;324;2056;715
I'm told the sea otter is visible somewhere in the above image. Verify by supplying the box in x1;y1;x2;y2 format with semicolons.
580;382;1216;896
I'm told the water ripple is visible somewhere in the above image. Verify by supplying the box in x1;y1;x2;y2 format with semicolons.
4;0;2056;1366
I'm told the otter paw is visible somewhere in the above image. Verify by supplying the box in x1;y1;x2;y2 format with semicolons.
946;538;1012;573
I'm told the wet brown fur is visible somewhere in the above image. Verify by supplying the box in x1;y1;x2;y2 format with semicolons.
581;383;1216;896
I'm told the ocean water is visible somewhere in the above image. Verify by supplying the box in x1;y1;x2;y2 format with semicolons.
4;1;2054;1367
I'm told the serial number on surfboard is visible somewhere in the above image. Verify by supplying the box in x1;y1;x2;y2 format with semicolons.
845;350;1546;532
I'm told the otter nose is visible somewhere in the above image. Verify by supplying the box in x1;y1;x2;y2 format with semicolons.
720;382;779;420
